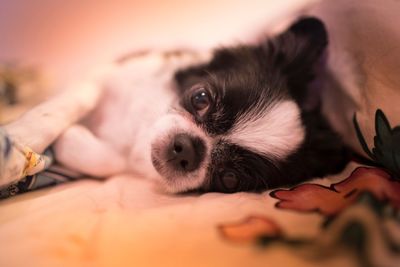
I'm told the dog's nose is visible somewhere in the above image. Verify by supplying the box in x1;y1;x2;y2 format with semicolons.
166;133;205;172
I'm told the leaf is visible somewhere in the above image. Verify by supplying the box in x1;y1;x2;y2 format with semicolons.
373;110;400;176
270;167;400;216
218;216;282;244
353;114;375;160
354;109;400;179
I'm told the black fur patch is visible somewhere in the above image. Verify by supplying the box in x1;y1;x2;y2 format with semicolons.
175;17;350;192
177;45;292;135
205;141;285;193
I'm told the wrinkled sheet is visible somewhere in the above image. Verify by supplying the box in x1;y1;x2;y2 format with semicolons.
1;162;400;267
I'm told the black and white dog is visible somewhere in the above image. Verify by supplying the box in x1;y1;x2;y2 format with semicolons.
5;17;349;193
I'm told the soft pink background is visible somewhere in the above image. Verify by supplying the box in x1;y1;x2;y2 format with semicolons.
0;0;314;84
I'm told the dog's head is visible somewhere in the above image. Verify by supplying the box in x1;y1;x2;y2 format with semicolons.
150;17;347;193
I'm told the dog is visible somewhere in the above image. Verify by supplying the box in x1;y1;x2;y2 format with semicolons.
3;17;349;193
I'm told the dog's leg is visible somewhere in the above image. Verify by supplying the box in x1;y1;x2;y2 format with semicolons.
1;80;105;184
3;80;103;153
53;124;126;177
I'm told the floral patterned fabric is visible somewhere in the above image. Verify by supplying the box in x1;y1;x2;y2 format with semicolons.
1;162;399;267
220;167;400;267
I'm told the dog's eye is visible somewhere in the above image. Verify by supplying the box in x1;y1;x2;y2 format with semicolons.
191;87;211;117
220;171;240;192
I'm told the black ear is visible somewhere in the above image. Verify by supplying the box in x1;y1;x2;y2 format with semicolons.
265;17;328;103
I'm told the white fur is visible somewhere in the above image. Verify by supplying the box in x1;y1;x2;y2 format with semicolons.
54;50;213;192
227;100;305;159
53;125;127;177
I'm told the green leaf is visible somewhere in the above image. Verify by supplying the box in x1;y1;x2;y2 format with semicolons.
353;113;375;160
354;109;400;179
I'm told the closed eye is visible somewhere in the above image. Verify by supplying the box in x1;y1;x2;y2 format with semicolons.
211;169;242;193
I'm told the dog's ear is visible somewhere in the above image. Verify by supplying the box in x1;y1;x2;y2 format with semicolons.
264;17;328;104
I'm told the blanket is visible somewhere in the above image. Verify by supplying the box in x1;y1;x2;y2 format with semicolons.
0;162;399;267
